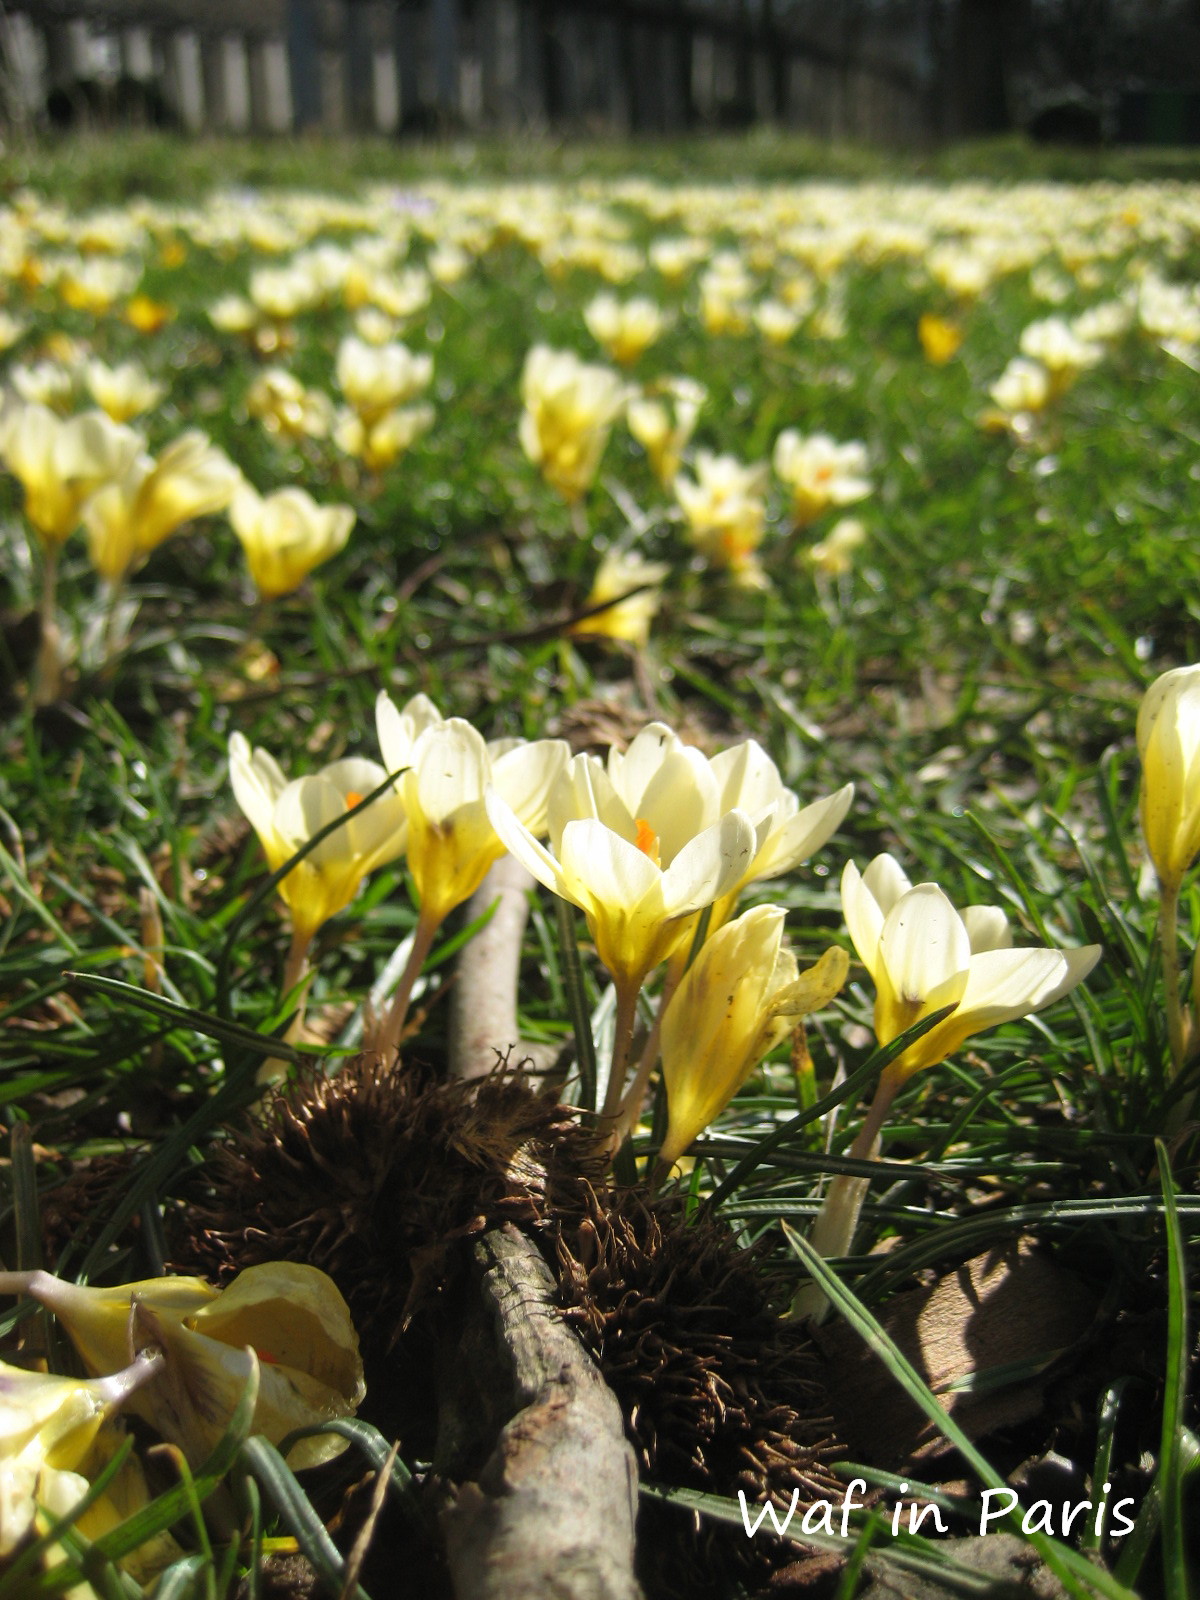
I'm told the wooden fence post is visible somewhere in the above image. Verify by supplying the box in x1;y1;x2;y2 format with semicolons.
287;0;322;128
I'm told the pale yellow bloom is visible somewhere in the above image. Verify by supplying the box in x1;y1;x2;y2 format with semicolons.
58;256;139;313
209;294;258;334
353;307;401;346
842;853;1100;1083
0;402;141;547
648;236;708;283
773;430;871;528
249;263;322;320
584;293;668;365
230;731;406;945
0;1351;160;1555
659;907;847;1167
754;299;802;344
37;1432;183;1587
486;726;757;996
82;430;240;582
519;345;627;503
336;336;433;423
377;704;568;929
84;358;165;422
674;450;769;587
988;356;1051;417
571;549;669;648
429;243;470;284
247;368;334;441
230;482;354;599
366;267;432;321
1137;664;1200;893
0;311;26;352
5;1265;364;1471
333;402;433;471
626;377;705;487
808;517;867;577
10;359;77;414
1019;316;1103;387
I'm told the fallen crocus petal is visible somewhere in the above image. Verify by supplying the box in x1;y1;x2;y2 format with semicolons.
0;1263;364;1471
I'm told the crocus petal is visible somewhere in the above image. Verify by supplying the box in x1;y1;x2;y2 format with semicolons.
750;783;854;879
709;739;785;811
548;753;636;848
375;689;443;776
660;810;756;915
559;817;661;910
228;733;287;846
492;739;570;834
840;858;885;982
862;852;913;914
410;719;489;824
962;904;1012;953
636;747;719;865
485;784;566;898
608;722;681;805
876;885;971;1017
955;943;1102;1032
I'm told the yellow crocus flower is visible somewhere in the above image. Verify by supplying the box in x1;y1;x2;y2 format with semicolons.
583;293;668;366
626;377;705;488
229;731;407;947
1137;663;1200;895
333;402;433;472
84;358;166;423
0;1351;160;1555
1;1264;364;1471
336;335;432;423
570;549;669;649
82;430;241;582
674;450;769;588
773;430;872;529
0;402;141;547
841;853;1100;1083
230;482;354;600
486;739;756;999
519;345;627;503
659;907;847;1168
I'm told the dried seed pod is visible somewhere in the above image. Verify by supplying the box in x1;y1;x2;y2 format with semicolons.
557;1190;845;1599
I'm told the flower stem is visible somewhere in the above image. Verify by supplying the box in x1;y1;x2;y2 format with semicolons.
100;577;127;672
32;541;62;706
1159;878;1188;1081
615;968;681;1145
790;1068;901;1322
281;928;313;1022
600;982;639;1126
371;911;439;1065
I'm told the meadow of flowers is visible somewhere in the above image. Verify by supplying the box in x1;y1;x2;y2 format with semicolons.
1;142;1199;1598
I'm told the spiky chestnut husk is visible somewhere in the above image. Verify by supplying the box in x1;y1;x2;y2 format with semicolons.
556;1189;846;1600
179;1053;602;1357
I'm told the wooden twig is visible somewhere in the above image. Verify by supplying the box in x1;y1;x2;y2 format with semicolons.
448;856;537;1081
439;1225;643;1600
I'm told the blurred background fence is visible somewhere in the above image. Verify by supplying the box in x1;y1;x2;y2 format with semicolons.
2;0;1198;144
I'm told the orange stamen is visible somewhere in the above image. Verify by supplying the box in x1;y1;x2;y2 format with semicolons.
345;791;363;809
634;817;661;867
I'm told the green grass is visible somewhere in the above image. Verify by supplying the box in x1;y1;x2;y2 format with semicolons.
1;135;1198;1597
